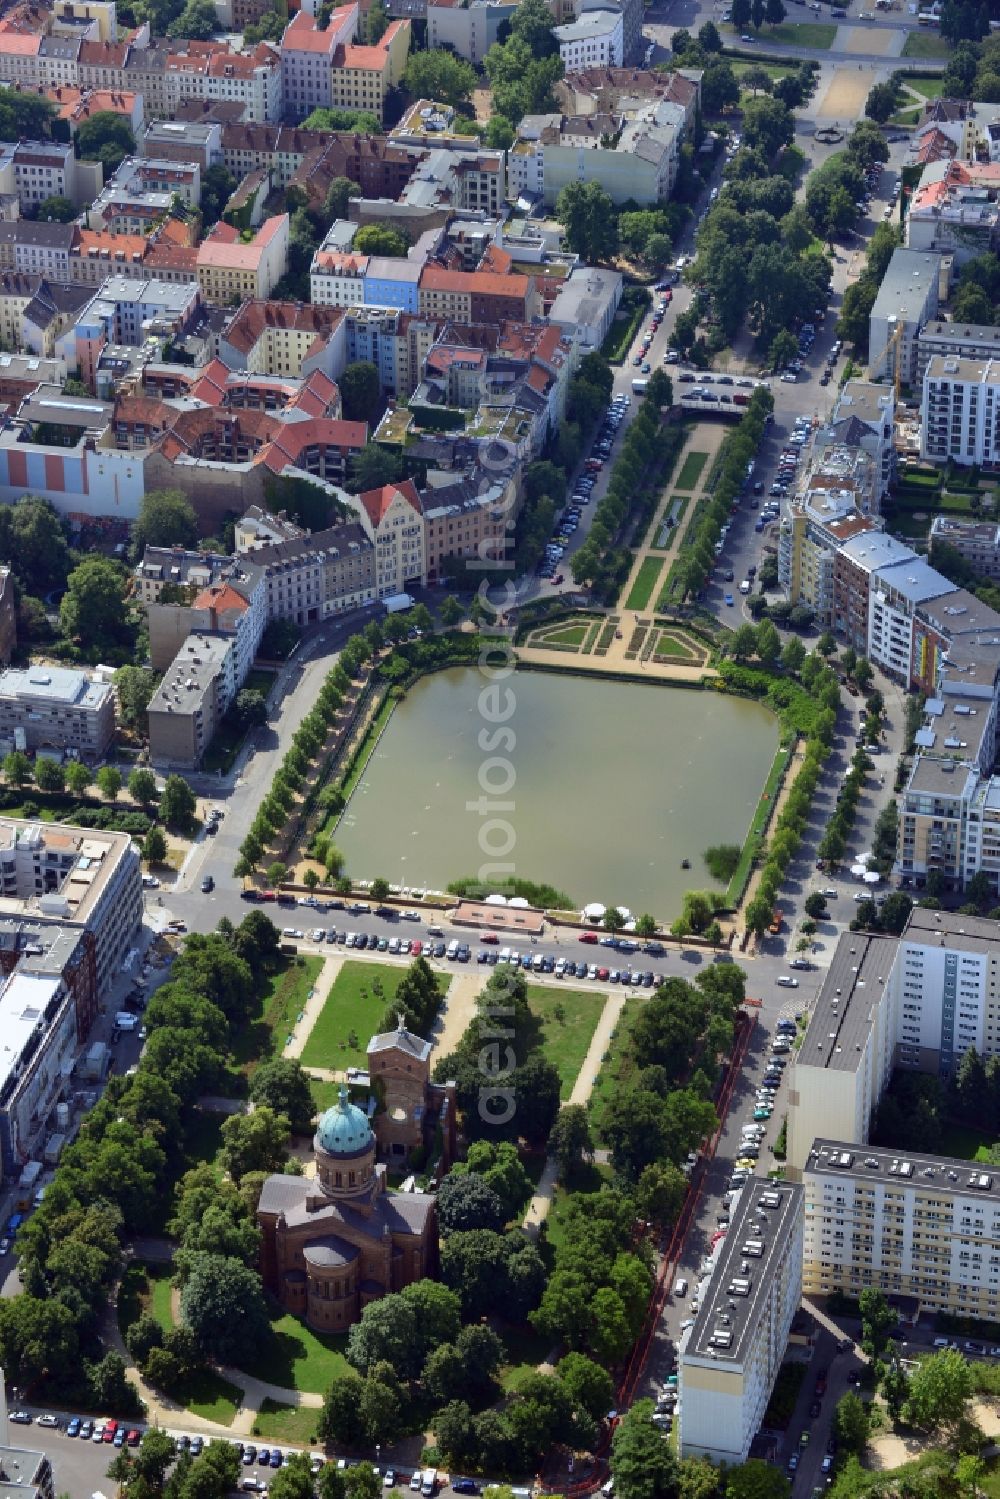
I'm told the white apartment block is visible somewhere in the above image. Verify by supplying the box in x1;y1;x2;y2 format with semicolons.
788;913;1000;1179
679;1180;803;1466
868;557;953;682
553;9;624;69
804;1139;1000;1321
922;354;1000;467
868;248;941;387
0;817;142;995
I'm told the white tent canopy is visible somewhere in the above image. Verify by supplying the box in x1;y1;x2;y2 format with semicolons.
863;871;881;885
583;903;606;920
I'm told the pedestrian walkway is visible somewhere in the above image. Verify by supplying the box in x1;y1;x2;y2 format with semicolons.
521;991;626;1237
618;421;726;612
286;954;343;1061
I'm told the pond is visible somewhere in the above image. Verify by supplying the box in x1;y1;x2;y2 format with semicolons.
336;668;779;917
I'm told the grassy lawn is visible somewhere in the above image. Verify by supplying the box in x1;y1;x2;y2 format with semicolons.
758;20;836;46
543;624;588;647
526;984;606;1100
543;1163;614;1254
499;1324;556;1390
938;1122;996;1162
674;450;709;491
308;1075;342;1115
237;1304;351;1395
625;555;666;610
184;1111;226;1171
252;1399;320;1446
118;1261;175;1340
729;59;792;80
300;961;443;1072
149;1264;175;1332
652;632;697;660
587;999;646;1141
235;954;325;1069
186;1370;243;1425
243;668;277;701
905;76;945;99
902;29;951;56
724;744;794;906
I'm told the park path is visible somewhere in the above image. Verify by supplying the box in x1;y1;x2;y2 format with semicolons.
286;953;344;1061
429;973;479;1063
617;419;727;611
519;421;728;681
522;991;627;1237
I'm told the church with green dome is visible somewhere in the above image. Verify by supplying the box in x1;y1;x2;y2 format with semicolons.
256;1082;438;1333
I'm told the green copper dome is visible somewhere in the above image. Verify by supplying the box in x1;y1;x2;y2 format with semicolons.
316;1085;373;1157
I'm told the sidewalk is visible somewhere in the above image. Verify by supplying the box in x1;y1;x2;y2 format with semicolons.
521;991;626;1237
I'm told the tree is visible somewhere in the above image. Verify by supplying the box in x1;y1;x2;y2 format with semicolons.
160;773;196;829
702;60;740;114
742;67;773;96
235;687;267;727
755;619;781;664
95;765;121;801
611;1401;680;1499
128;767;158;806
750;0;766;27
548;1105;594;1180
770;328;800;371
349;443;402;494
402;50;478;108
859;1287;895;1359
131;488;197;555
764;0;786;22
437;1172;506;1233
698;19;723;49
64;759;91;798
864;82;897;123
782;636;806;673
555;182;618;264
268;1454;317;1499
59;557;131;653
834;1390;869;1455
35;195;76;222
114;666;158;729
2;750;29;788
635;1161;688;1230
220;1107;290;1183
178;1254;269;1366
77;110;136;171
142;827;167;865
905;1347;973;1431
33;757;63;793
725;1461;790;1499
249;1058;315;1136
371;876;390;901
324;176;362;223
731;0;752;25
340;362;381;425
557;1351;615;1421
353;224;408;257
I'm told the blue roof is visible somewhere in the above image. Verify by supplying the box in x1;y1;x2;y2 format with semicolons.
316;1085;373;1157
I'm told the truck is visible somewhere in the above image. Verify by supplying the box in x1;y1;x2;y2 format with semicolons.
114;1011;139;1032
44;1132;66;1167
15;1160;42;1210
383;592;415;615
632;378;649;394
768;908;784;936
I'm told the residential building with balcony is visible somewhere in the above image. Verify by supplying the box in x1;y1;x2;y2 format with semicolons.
357;477;426;596
868;248;942;387
678;1179;804;1466
803;1137;1000;1320
930;515;1000;579
922;353;1000;466
279;6;359;121
553;9;624;69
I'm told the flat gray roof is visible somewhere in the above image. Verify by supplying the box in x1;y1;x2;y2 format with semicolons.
903;904;1000;949
806;1137;1000;1203
870;247;941;320
905;756;978;798
873;556;953;604
0;666;110;711
796;931;898;1073
838;530;915;575
684;1177;803;1369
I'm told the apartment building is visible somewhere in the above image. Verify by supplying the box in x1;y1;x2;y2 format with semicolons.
930;515;1000;579
868;556;953;682
509;107;682;207
234;506;376;621
423;474;512;580
0;222;75;281
134;545;232;605
146;631;232;768
69;230;148;286
426;0;517;63
868;248;942;386
554;9;623;69
922;354;1000;467
779;503;878;630
917;319;1000;385
358;478;426;596
343;305;439;396
0;665;114;758
803;1138;1000;1321
196;216;289;303
2;139;101;211
279;6;359;121
786;931;900;1179
679;1179;804;1466
829;380;896;500
219;298;347;379
0;816;141;997
906;158;1000;265
141;119;223;172
418;265;541;324
328;21;410;122
164;40;283;124
832;530;917;654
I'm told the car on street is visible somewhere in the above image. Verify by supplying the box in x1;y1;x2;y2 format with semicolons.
67;1418;81;1438
36;1415;59;1429
10;1413;31;1425
201;875;214;893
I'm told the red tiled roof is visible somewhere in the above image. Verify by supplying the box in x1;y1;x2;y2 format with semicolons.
420;265;532;299
357;477;420;526
281;8;353;53
193;581;250;614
